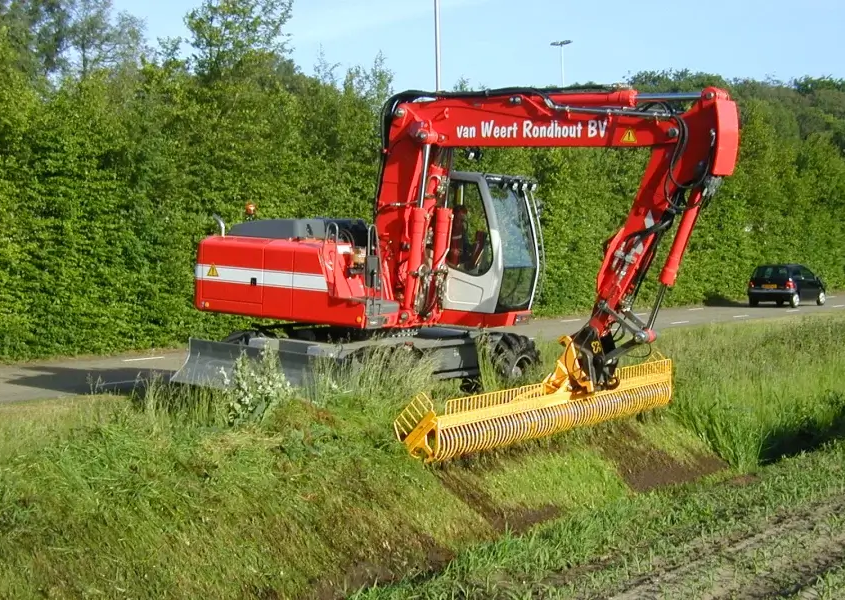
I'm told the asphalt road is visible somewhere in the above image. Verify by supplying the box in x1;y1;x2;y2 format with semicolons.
1;295;842;405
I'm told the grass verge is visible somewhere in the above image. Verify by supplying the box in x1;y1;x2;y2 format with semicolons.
355;436;845;599
1;312;843;599
662;313;845;470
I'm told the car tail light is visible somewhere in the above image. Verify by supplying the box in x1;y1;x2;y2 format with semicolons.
748;280;754;288
786;279;795;290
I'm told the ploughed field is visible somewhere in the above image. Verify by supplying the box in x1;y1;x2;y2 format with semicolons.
1;313;844;599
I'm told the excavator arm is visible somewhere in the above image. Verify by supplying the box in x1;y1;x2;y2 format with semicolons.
378;85;739;395
388;85;740;462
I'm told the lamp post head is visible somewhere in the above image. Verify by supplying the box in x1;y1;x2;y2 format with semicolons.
550;39;572;47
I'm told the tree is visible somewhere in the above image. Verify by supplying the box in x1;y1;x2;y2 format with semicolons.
184;0;293;78
0;0;73;80
66;0;147;78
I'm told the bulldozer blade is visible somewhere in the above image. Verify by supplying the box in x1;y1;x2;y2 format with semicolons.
169;337;316;389
394;355;673;463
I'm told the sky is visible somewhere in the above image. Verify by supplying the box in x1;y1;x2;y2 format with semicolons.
113;0;845;92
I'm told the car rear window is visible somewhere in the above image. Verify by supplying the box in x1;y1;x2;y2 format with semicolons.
753;265;789;279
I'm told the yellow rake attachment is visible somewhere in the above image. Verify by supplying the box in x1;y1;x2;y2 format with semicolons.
393;353;673;463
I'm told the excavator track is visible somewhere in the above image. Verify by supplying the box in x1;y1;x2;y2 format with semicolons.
394;353;672;463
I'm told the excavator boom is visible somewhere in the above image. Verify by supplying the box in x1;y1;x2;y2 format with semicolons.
390;85;740;462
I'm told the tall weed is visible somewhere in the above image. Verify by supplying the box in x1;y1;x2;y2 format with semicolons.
223;348;296;426
662;314;845;469
303;344;439;417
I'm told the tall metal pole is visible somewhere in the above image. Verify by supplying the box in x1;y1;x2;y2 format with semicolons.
434;0;442;91
550;39;572;86
559;45;565;86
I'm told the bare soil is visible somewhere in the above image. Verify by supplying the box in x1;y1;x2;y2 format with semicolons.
596;421;727;492
307;532;455;600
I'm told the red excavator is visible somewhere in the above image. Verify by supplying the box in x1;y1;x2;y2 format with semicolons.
171;84;739;462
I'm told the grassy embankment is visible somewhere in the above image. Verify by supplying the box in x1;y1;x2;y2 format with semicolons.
359;428;845;599
1;312;844;599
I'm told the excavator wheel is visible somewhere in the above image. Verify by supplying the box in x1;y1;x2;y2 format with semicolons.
459;378;482;394
491;332;541;380
457;333;540;394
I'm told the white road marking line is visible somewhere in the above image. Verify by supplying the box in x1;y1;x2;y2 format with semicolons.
733;314;749;318
635;313;647;317
834;304;844;308
561;318;580;323
671;320;690;325
688;307;704;311
123;356;165;363
786;309;800;313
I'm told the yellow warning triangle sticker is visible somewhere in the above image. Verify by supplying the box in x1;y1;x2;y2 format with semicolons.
621;128;637;144
207;264;219;277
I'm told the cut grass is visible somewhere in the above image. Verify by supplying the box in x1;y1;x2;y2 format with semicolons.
0;312;843;598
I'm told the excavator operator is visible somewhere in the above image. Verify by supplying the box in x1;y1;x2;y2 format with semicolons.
447;204;487;273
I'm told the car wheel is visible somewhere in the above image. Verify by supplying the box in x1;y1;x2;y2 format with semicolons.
817;290;826;306
789;293;800;308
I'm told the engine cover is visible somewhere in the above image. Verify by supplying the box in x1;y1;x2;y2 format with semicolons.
192;218;390;328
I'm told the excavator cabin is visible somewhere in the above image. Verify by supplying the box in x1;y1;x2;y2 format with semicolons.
418;171;544;326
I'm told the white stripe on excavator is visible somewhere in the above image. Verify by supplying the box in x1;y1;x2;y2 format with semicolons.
194;264;328;292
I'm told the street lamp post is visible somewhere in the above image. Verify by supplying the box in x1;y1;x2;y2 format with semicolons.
434;0;442;91
550;39;572;86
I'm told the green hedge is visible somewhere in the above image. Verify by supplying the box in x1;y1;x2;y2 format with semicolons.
0;18;844;361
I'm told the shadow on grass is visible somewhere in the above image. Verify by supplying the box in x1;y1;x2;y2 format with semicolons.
759;391;845;465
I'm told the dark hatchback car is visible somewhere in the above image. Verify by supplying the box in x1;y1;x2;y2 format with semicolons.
747;263;826;308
